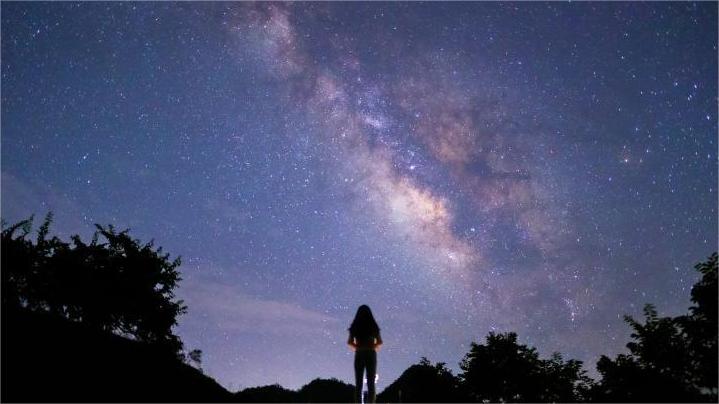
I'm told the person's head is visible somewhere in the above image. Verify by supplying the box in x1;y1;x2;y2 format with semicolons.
349;304;379;338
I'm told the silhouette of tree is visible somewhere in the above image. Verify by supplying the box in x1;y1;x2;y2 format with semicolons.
541;352;592;402
459;332;591;402
592;304;701;402
1;213;186;356
378;357;469;402
678;252;717;398
592;253;717;402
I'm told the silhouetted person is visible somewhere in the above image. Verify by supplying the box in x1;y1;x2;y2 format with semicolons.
347;305;382;403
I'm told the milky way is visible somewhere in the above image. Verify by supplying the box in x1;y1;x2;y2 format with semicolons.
2;2;717;391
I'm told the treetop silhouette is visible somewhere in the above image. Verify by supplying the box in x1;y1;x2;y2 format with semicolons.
2;213;186;357
593;252;718;402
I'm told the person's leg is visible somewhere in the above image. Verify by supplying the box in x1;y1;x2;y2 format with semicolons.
366;351;377;403
354;353;364;403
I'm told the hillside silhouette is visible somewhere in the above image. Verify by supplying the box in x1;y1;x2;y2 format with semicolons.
377;358;469;402
2;306;232;402
233;378;355;402
1;214;716;402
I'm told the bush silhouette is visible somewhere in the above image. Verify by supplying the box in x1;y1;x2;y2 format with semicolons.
2;213;186;356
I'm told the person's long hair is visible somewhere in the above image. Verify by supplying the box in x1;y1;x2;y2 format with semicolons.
349;304;380;339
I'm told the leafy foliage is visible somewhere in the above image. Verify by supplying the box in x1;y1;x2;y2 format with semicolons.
1;213;186;356
592;253;718;402
679;253;718;395
459;332;591;402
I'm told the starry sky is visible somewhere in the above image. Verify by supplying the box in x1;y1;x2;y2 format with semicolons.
2;2;717;392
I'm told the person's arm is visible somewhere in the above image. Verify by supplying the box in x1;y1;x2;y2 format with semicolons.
347;332;357;351
374;331;383;351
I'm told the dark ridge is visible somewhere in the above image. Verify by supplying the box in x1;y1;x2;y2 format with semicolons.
377;358;469;403
297;378;355;402
233;378;355;403
234;384;298;403
1;307;233;403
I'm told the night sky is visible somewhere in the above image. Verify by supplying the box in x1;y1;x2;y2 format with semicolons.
2;2;717;391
